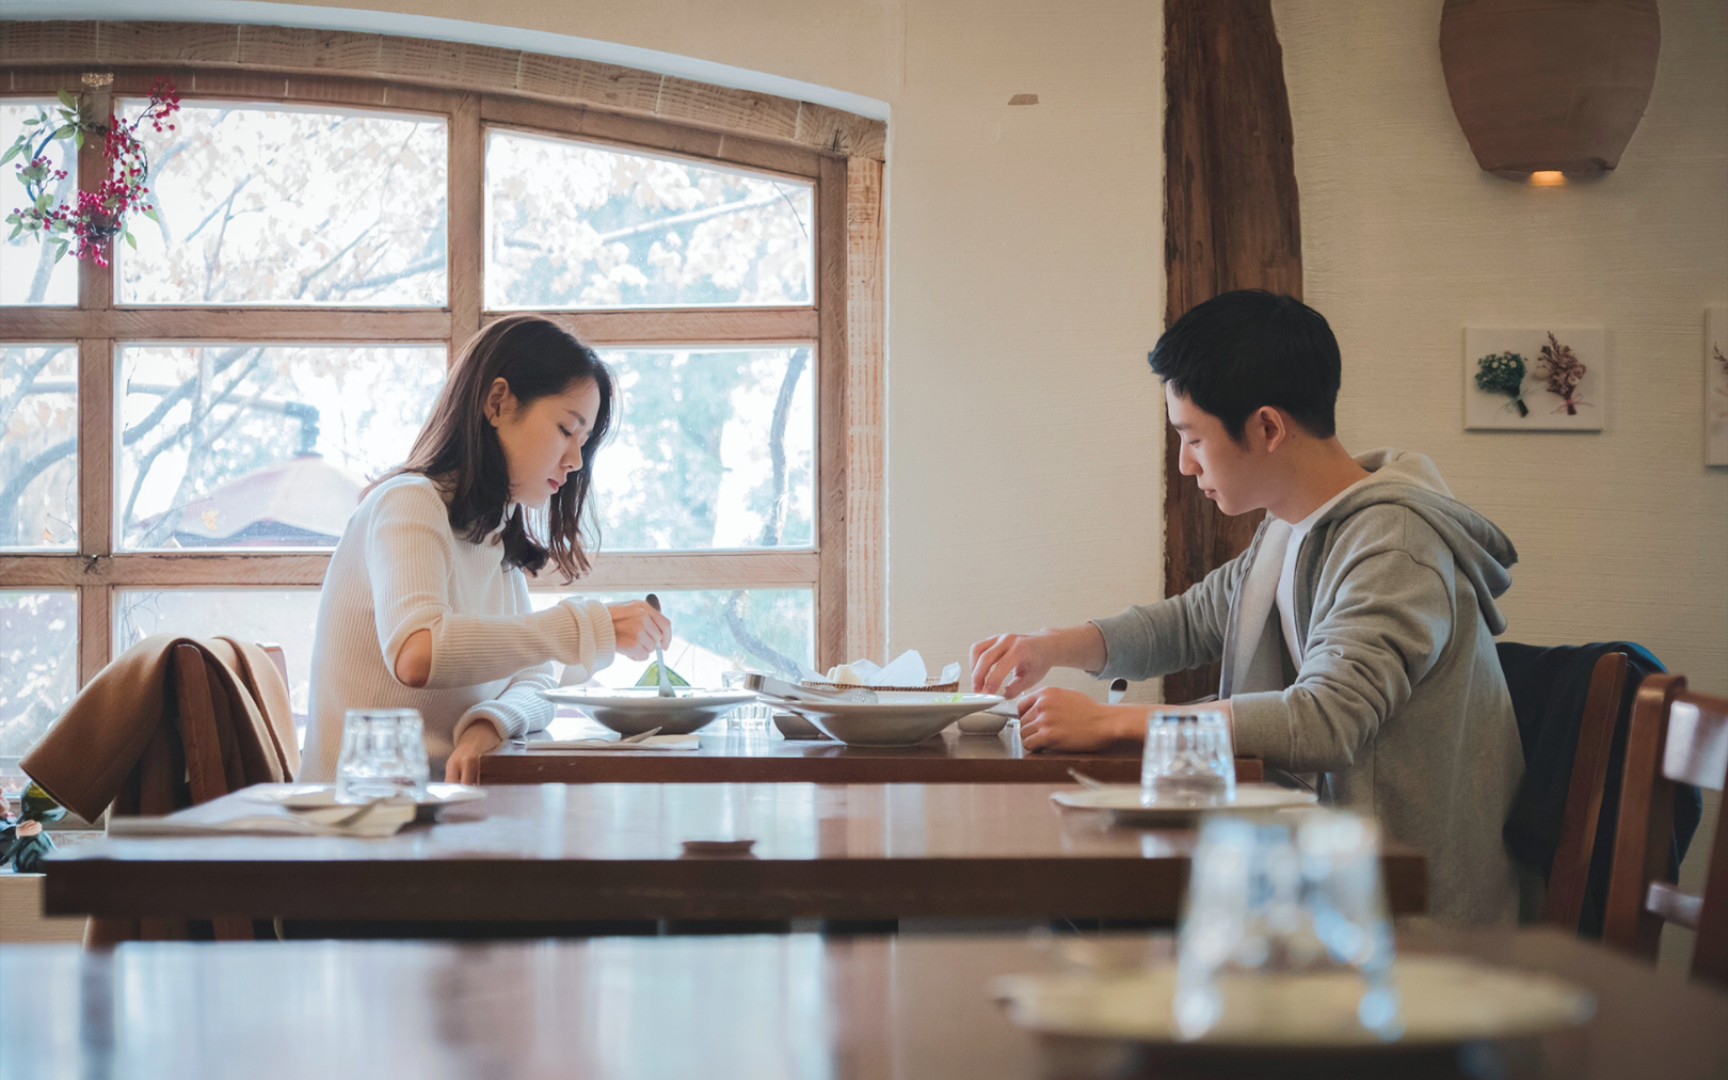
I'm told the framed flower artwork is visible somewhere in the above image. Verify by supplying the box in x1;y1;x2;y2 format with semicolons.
1464;327;1606;432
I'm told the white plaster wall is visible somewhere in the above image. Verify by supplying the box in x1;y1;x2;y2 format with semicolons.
1275;0;1728;964
1275;0;1728;692
882;1;1164;686
296;0;906;105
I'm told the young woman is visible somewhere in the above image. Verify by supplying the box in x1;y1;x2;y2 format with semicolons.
303;315;670;785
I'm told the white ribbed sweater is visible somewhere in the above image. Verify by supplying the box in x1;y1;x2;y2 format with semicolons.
301;474;616;781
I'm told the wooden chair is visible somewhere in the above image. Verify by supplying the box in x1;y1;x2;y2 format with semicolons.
1497;642;1670;936
1602;674;1728;987
1543;650;1631;931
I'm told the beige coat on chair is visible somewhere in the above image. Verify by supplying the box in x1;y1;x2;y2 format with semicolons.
22;634;300;942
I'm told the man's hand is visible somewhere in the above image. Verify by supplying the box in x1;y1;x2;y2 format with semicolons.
970;624;1107;698
1016;689;1145;753
970;632;1058;698
444;722;503;784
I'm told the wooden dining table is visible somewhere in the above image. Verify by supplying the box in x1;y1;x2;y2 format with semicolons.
482;713;1265;786
2;927;1722;1079
42;782;1423;931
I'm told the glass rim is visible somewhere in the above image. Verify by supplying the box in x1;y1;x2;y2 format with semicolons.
343;707;423;722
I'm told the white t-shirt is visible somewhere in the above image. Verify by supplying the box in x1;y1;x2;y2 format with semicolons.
1276;476;1377;669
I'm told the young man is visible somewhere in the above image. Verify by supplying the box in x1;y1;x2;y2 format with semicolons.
972;290;1524;925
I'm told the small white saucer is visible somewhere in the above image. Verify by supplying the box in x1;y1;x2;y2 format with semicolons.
239;783;485;811
993;956;1594;1050
1051;783;1316;824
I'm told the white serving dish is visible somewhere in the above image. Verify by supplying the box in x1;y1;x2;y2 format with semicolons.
771;693;1007;747
540;687;757;735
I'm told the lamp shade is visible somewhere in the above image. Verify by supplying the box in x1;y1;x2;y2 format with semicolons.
1439;0;1660;175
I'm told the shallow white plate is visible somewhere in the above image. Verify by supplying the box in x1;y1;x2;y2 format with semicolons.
540;687;758;735
993;956;1594;1050
1051;783;1316;823
771;693;1007;747
238;783;485;810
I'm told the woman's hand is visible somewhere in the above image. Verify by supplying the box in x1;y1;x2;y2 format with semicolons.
606;600;672;661
1017;690;1145;753
444;723;503;784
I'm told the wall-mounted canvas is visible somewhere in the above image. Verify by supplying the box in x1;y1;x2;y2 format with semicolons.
1464;327;1606;432
1708;305;1728;467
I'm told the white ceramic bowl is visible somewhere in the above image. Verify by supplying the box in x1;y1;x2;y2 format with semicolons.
956;710;1010;735
780;693;1006;747
540;687;757;735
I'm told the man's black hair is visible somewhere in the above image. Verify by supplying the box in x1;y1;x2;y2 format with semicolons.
1148;290;1341;441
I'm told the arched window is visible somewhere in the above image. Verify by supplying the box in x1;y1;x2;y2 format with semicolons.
0;24;886;754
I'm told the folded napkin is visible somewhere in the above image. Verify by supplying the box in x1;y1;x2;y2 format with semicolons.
105;797;416;838
525;734;701;752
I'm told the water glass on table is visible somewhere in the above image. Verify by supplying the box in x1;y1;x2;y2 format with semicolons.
1141;710;1235;806
1174;808;1401;1042
720;669;774;734
335;708;430;803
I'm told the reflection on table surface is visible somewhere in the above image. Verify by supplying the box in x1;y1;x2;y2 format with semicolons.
2;928;1723;1080
484;712;1265;787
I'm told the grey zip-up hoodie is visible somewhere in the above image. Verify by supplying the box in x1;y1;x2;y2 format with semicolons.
1093;449;1523;925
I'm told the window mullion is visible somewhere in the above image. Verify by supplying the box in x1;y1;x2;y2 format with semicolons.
815;156;848;672
529;552;821;593
485;309;820;346
449;92;484;350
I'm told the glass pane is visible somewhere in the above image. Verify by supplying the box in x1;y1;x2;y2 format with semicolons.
120;102;447;306
0;344;78;550
596;346;814;551
532;588;813;688
486;130;813;309
117;590;317;727
117;344;445;550
0;591;77;757
0;100;78;305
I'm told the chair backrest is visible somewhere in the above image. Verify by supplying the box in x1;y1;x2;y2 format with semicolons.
1603;674;1728;987
1543;650;1630;930
1496;640;1678;936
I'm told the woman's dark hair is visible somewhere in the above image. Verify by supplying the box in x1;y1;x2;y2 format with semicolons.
1148;290;1341;441
388;315;614;582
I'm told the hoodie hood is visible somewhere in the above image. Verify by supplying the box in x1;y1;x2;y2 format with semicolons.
1310;449;1518;633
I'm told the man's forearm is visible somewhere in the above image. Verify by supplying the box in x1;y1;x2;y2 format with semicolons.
1050;622;1108;674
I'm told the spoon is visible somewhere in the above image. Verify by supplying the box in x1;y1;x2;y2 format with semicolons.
645;593;673;698
1108;678;1128;706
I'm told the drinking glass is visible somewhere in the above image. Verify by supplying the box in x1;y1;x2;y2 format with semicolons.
721;669;773;735
335;708;429;803
1173;809;1401;1042
1141;710;1235;806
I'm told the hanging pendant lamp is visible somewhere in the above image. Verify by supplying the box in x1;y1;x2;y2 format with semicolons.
1439;0;1661;177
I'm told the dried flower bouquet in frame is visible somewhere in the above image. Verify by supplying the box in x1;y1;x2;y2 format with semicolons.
1464;327;1605;432
1707;305;1728;467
